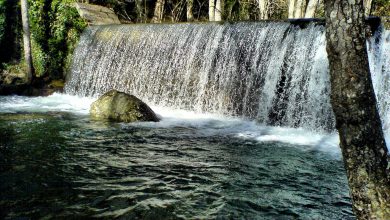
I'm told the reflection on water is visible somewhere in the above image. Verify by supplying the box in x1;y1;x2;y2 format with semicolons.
0;110;353;219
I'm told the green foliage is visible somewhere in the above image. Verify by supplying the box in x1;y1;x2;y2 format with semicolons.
28;0;87;79
373;0;390;17
0;0;5;40
2;62;26;76
31;41;47;77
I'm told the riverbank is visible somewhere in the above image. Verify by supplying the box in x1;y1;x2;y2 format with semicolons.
0;77;64;96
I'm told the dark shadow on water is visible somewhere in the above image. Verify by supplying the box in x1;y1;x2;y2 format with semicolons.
0;113;81;219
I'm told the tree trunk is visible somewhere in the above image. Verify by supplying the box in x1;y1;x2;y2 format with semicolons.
258;0;268;20
293;0;304;18
304;0;318;18
209;0;215;21
20;0;33;83
364;0;372;17
214;0;223;21
186;0;194;22
288;0;296;18
152;0;165;23
135;0;145;22
324;0;390;219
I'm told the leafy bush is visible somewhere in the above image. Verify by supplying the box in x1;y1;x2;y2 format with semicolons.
0;0;7;69
28;0;87;79
373;0;390;17
0;0;5;42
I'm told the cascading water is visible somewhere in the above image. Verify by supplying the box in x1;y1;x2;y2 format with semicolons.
369;28;390;132
65;22;390;133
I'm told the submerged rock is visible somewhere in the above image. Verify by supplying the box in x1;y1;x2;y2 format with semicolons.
90;90;160;123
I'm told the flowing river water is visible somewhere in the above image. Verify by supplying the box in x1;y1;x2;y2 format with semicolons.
0;94;352;219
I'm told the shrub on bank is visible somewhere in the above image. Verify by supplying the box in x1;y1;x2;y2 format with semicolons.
29;0;87;79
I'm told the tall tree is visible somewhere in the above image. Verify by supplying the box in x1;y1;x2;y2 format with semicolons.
364;0;373;16
293;0;304;18
288;0;295;18
288;0;305;18
258;0;268;19
209;0;215;21
135;0;145;22
304;0;318;18
21;0;33;83
187;0;194;21
152;0;165;23
325;0;390;219
214;0;223;21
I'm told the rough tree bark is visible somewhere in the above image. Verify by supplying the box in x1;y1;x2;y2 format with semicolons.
186;0;194;22
152;0;165;23
325;0;390;219
304;0;318;18
209;0;215;21
20;0;33;83
258;0;268;20
214;0;223;21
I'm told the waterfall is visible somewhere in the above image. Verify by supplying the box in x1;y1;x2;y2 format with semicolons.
65;22;390;132
370;28;390;132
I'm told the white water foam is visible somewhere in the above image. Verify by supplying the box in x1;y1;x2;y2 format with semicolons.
127;105;342;157
133;104;390;157
0;94;341;156
2;93;389;157
0;93;95;114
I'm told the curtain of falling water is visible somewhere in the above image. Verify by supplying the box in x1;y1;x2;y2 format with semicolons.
65;22;390;132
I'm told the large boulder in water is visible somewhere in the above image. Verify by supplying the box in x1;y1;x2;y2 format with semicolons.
90;90;160;122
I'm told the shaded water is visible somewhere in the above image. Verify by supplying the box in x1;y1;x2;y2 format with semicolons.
0;95;352;219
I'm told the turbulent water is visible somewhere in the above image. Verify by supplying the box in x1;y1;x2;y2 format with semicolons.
369;28;390;132
0;95;352;219
65;22;390;133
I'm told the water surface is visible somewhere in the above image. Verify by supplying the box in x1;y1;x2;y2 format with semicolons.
0;94;353;219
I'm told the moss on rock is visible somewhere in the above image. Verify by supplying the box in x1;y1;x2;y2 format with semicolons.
90;90;160;123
